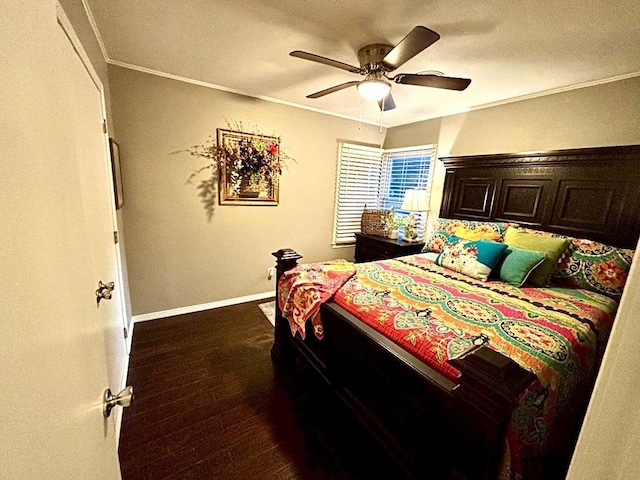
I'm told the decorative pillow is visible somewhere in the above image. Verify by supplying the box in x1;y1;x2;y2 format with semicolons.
503;227;570;287
422;230;450;253
435;236;508;281
433;217;512;236
423;218;512;253
454;226;502;242
514;227;568;240
497;246;547;287
552;237;635;298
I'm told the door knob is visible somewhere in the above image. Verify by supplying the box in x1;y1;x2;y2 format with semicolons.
103;386;134;418
96;281;115;307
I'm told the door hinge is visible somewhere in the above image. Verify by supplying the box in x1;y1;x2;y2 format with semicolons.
113;231;119;244
103;120;107;134
123;327;128;339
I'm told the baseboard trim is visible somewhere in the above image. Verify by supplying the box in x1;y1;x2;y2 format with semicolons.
131;291;276;323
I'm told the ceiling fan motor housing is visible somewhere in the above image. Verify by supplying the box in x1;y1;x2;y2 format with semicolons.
357;44;394;73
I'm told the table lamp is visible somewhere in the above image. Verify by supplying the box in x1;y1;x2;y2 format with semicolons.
401;188;429;242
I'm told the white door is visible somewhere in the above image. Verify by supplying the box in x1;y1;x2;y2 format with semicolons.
0;4;126;479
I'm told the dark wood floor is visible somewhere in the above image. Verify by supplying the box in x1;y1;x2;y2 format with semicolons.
119;300;406;480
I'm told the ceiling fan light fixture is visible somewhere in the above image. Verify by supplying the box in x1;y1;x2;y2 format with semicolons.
357;78;391;101
292;26;471;108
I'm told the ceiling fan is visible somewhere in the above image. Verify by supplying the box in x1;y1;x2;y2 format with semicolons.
290;26;471;111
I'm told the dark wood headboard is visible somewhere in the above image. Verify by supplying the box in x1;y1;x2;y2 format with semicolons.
439;145;640;249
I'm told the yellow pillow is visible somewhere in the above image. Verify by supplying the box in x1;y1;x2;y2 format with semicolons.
454;226;502;242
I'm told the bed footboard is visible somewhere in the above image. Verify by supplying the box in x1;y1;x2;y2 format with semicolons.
271;248;535;479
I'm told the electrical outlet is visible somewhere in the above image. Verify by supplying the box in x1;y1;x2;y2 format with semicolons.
267;267;274;281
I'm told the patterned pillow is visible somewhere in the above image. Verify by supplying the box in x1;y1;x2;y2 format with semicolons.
552;238;635;298
423;218;512;253
423;230;451;253
510;228;635;297
435;236;508;281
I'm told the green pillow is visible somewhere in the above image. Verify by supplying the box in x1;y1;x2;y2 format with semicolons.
503;227;570;286
497;246;546;287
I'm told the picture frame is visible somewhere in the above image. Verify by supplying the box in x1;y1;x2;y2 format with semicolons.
217;128;280;206
109;138;124;210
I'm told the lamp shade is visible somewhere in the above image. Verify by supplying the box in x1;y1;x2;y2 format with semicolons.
401;188;429;211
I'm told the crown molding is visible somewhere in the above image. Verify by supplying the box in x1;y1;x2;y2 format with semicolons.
80;0;386;128
107;60;387;128
392;71;640;128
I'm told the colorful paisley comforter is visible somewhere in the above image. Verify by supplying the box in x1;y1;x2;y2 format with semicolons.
330;254;617;479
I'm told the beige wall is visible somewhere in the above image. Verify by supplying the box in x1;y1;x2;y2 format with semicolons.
385;76;640;153
109;66;385;315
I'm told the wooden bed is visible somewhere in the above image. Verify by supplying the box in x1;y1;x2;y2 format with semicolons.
271;144;640;479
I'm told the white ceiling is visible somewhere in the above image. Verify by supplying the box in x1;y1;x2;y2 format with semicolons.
86;0;640;127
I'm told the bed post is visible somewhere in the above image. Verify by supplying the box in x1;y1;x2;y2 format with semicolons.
271;249;303;367
449;343;536;417
448;343;537;476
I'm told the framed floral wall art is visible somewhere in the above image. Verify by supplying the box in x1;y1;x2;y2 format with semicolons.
217;128;281;205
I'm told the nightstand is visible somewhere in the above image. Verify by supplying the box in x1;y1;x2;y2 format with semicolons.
354;233;425;263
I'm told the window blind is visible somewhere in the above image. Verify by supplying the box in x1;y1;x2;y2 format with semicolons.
379;146;436;238
333;143;384;245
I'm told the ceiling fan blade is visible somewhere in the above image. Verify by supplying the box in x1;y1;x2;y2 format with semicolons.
290;51;362;74
307;81;359;99
378;93;396;111
393;74;471;91
381;26;440;71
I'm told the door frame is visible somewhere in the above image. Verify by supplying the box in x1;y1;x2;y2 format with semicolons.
56;0;131;437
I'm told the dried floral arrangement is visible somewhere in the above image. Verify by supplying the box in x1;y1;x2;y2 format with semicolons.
186;120;295;219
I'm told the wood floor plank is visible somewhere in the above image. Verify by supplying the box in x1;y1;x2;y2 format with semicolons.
120;415;223;470
122;386;214;429
128;347;208;371
119;384;229;451
121;370;277;439
130;368;209;397
119;300;405;480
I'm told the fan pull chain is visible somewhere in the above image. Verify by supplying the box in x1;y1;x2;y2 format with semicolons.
358;95;363;130
379;101;384;133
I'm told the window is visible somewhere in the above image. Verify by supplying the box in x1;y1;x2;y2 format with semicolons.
333;143;435;246
332;143;384;246
379;146;435;239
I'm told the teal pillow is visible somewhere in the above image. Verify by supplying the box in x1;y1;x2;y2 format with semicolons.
503;227;570;286
497;246;547;287
436;236;508;281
